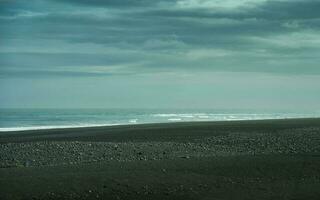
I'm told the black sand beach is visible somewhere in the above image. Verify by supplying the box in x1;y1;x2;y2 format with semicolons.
1;118;320;200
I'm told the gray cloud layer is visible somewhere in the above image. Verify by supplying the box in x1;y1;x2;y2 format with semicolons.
52;0;176;7
1;0;320;77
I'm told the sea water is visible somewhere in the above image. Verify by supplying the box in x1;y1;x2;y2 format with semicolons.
0;108;319;132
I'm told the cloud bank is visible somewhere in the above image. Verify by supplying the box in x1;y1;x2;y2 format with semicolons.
0;0;320;77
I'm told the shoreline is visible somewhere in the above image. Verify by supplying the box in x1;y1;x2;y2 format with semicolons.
1;117;320;133
1;117;320;144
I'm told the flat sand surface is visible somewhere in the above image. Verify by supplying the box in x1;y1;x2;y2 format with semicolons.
1;118;320;199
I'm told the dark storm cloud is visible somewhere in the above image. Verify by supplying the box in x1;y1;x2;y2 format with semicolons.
0;1;24;17
0;7;18;17
51;0;175;7
0;9;297;48
2;0;319;46
258;0;320;20
137;0;320;21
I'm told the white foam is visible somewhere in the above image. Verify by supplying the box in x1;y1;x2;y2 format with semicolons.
0;123;120;132
1;113;316;132
153;113;206;118
168;118;182;121
129;119;138;123
198;115;209;119
153;114;179;117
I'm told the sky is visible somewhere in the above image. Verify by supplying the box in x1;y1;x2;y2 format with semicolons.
0;0;320;110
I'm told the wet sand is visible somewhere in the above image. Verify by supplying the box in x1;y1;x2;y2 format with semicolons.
1;118;320;199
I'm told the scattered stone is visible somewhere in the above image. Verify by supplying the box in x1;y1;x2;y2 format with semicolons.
0;127;319;168
181;156;190;159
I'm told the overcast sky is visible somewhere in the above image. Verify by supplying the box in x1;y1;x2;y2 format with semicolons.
0;0;320;110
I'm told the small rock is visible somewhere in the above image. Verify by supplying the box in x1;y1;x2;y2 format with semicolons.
181;156;190;159
24;160;31;167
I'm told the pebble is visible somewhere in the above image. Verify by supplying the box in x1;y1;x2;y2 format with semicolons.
0;127;319;168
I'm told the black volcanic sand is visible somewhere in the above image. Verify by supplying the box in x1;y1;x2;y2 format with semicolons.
1;119;320;200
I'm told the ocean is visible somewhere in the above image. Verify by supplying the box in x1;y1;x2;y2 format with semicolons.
0;108;319;132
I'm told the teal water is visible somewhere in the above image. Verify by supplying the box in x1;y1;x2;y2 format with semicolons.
0;109;319;132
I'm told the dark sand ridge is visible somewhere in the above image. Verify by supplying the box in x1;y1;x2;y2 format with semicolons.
1;118;320;199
